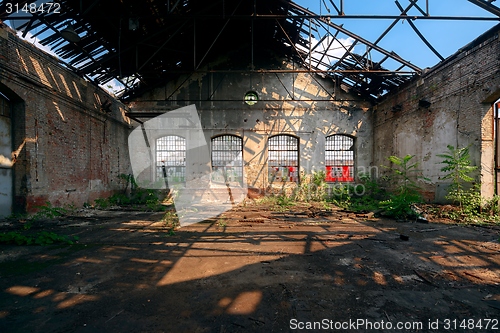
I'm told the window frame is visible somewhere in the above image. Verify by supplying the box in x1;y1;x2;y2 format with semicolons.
155;135;186;184
211;134;244;184
268;134;300;183
325;134;355;183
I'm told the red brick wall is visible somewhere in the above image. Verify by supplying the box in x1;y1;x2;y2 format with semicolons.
0;25;132;212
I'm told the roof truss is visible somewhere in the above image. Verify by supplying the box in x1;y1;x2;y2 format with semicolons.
1;0;499;101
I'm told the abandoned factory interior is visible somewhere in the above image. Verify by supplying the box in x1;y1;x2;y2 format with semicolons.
2;1;500;332
1;0;500;216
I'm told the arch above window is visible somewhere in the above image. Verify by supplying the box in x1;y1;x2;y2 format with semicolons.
268;134;299;183
325;135;354;182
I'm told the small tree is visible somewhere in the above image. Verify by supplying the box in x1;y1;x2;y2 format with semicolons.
379;155;426;219
437;145;478;208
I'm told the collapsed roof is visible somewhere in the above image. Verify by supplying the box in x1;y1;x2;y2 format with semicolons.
1;0;499;101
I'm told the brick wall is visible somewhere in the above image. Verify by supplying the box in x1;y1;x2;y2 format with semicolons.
373;24;500;201
0;25;132;213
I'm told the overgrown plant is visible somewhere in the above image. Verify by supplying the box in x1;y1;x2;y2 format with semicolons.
161;210;180;228
435;145;500;222
0;231;78;246
379;155;426;219
118;173;138;193
437;145;478;208
347;173;384;212
358;172;385;199
328;184;356;209
292;171;327;202
93;175;166;211
30;202;67;220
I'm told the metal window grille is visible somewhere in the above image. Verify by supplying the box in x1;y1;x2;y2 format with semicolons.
156;135;186;183
268;135;299;183
211;135;243;184
325;135;354;182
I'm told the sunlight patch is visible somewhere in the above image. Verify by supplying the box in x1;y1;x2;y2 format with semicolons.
226;291;263;315
6;285;39;296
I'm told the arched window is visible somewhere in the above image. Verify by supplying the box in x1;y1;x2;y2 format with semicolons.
268;134;299;183
211;135;243;184
156;135;186;183
325;135;354;182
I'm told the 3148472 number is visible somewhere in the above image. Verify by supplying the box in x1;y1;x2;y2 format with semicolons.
443;318;498;330
6;2;61;14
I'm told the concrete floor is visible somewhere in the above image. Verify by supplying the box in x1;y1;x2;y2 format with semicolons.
0;204;499;332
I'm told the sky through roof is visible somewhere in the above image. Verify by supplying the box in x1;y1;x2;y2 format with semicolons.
294;0;498;69
3;0;499;97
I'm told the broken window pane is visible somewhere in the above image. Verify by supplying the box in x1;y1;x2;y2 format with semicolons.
325;135;354;182
156;135;186;183
268;135;299;183
211;135;243;184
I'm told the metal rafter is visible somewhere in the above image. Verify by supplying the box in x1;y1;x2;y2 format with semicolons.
395;0;444;61
2;0;499;101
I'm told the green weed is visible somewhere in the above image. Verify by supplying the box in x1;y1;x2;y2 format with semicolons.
30;202;67;221
379;155;427;219
435;145;499;223
292;171;328;202
161;210;180;229
437;145;478;209
0;231;78;246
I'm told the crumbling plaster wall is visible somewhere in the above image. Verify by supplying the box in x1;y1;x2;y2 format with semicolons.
0;26;132;213
129;65;373;190
374;26;500;201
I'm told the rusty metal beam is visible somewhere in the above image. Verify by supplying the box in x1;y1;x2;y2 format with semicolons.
137;21;188;72
136;69;417;75
285;1;422;73
196;0;244;70
275;18;309;65
8;13;499;22
256;14;499;21
328;40;358;71
314;29;344;68
326;0;342;15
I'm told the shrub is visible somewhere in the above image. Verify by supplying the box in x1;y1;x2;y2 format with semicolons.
379;155;426;219
292;171;327;202
437;145;478;208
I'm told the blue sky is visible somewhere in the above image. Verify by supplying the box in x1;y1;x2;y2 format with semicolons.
294;0;498;69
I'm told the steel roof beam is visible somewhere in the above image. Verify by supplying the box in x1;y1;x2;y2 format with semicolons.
395;1;444;61
360;1;418;59
285;1;422;73
467;0;500;17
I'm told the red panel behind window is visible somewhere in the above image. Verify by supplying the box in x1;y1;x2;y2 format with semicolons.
326;166;354;182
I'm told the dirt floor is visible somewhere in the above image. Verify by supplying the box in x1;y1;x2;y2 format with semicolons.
0;202;499;333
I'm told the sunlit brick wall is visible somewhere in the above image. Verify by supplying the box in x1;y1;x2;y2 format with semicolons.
0;25;133;213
